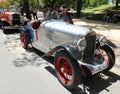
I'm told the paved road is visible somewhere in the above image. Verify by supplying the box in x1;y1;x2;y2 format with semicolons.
0;30;71;94
0;20;120;94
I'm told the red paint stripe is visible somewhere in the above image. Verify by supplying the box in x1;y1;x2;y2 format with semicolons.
35;30;38;40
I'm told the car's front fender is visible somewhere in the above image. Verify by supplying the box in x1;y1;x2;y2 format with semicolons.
42;45;82;60
1;19;11;26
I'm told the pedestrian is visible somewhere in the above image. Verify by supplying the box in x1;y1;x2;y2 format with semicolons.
43;6;47;18
112;10;120;23
103;10;113;22
32;7;38;19
60;6;73;24
51;5;60;20
44;5;51;20
20;4;24;16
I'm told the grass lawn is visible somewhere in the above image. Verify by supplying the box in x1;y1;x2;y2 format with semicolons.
81;4;120;20
82;4;120;14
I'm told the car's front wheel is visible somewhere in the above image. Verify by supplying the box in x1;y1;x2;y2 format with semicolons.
54;51;81;89
20;31;28;49
95;44;115;72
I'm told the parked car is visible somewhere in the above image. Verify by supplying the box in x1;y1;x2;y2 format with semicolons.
20;19;115;89
0;7;23;33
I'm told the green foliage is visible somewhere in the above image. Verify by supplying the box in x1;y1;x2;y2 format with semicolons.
29;0;40;7
83;0;109;8
40;0;76;7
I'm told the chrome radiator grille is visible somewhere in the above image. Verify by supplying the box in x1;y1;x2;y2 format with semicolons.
83;32;96;59
12;14;20;25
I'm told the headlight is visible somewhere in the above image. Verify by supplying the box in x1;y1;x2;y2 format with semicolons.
99;36;106;46
77;38;87;51
8;15;13;20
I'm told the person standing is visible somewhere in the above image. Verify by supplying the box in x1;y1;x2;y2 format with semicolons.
20;4;24;16
51;5;60;20
44;5;51;20
60;6;73;24
32;7;38;19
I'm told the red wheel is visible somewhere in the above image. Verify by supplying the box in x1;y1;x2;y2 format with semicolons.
54;51;81;89
20;31;28;49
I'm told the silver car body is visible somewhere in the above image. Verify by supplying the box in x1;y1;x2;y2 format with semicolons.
27;19;109;75
30;20;91;52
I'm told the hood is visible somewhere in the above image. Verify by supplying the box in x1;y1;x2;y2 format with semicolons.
44;20;93;37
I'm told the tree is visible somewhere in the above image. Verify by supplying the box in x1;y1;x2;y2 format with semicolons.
115;0;119;8
42;0;56;8
76;0;82;18
23;0;31;19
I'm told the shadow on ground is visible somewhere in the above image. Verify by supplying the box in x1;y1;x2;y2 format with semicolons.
13;48;120;94
3;29;20;35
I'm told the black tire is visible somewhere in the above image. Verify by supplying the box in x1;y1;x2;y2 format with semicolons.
20;30;29;49
102;45;115;71
54;51;82;89
95;44;115;72
2;25;7;34
0;22;2;29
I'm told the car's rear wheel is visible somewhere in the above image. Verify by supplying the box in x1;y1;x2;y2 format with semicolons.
20;31;28;49
54;51;81;89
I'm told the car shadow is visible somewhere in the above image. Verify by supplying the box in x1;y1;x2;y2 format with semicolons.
2;29;20;35
33;49;120;94
44;65;120;94
13;48;120;94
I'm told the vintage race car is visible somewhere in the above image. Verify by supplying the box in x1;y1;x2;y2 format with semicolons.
0;7;23;33
20;19;115;89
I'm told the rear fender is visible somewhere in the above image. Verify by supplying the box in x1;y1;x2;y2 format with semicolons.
21;27;31;43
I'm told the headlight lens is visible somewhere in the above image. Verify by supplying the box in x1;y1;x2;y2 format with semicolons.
77;38;87;51
8;15;13;20
99;36;106;46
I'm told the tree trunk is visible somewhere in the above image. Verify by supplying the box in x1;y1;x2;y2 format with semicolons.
76;0;82;18
23;0;31;20
116;0;119;8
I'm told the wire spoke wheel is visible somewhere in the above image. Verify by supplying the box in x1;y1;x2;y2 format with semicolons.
56;56;73;84
95;49;110;64
54;51;81;89
95;45;115;72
